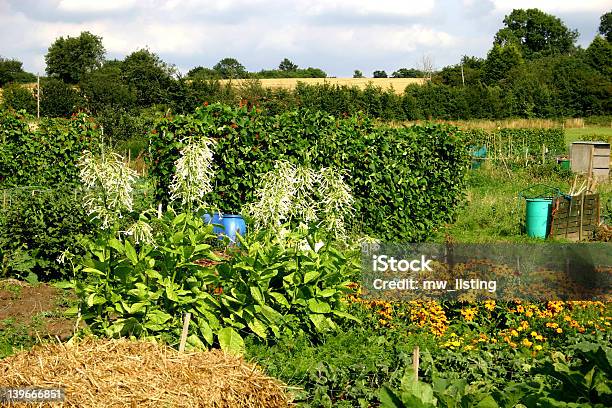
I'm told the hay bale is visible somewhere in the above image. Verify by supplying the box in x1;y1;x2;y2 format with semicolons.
0;337;290;407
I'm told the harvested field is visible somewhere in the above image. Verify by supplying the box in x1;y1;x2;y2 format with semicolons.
0;337;290;407
219;77;427;93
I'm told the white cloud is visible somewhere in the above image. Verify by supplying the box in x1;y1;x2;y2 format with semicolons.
57;0;138;13
492;1;610;14
298;0;436;17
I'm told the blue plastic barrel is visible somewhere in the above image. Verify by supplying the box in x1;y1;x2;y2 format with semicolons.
203;212;223;235
525;198;552;238
221;214;246;244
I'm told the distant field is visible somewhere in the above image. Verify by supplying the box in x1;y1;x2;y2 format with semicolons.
219;77;427;93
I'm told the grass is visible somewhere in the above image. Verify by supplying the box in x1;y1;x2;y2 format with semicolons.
435;162;612;243
564;127;612;145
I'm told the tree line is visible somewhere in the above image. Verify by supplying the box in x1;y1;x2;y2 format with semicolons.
0;8;610;139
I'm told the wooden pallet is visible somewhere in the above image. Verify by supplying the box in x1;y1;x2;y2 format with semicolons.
550;194;600;241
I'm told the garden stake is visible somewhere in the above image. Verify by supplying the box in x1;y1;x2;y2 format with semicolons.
413;346;420;383
179;312;191;353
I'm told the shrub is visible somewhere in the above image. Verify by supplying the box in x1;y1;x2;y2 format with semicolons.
74;211;359;353
0;187;91;280
40;78;84;117
0;84;36;114
0;111;99;186
148;104;469;241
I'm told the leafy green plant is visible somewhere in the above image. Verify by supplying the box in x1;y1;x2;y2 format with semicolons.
148;104;469;241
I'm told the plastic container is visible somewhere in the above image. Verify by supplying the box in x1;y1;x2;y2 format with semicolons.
559;159;570;171
203;212;223;235
471;146;487;170
525;198;553;238
221;214;246;244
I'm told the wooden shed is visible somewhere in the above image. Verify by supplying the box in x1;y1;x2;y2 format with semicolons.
570;141;610;180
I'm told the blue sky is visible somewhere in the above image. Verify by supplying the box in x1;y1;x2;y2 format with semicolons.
0;0;609;77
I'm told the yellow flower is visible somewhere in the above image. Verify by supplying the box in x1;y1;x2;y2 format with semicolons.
525;310;534;318
484;300;496;311
522;339;533;347
534;345;543;351
461;308;477;322
510;329;519;337
556;327;563;334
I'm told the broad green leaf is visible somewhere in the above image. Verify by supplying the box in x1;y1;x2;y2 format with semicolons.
124;240;138;265
198;319;214;345
303;271;320;284
217;327;244;355
247;318;268;339
250;286;264;304
307;298;331;314
186;334;207;350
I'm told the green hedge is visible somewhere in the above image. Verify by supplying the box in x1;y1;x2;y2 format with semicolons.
0;109;98;280
148;104;469;241
0;110;98;186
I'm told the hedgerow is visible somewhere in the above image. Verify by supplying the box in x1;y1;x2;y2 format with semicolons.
148;103;470;241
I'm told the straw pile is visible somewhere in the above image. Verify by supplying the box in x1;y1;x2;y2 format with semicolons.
0;337;290;407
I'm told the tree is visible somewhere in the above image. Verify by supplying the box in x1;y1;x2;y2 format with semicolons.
392;68;424;78
45;31;105;83
353;70;364;78
213;58;247;79
419;55;435;79
493;9;578;59
600;11;612;42
373;70;387;78
80;61;136;114
187;66;220;79
483;43;523;83
0;57;36;87
436;57;484;86
278;58;298;71
121;49;176;106
585;36;612;80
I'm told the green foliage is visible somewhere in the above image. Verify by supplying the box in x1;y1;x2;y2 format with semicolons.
0;110;98;186
0;83;36;114
484;43;523;83
585;36;612;81
213;57;247;79
373;70;388;78
45;31;105;84
73;211;359;354
522;341;612;406
494;9;578;59
40;78;84;117
392;68;424;78
121;49;176;107
80;62;137;114
278;58;298;71
147;104;469;241
246;328;428;407
464;127;566;160
599;11;612;42
0;57;36;87
0;187;91;280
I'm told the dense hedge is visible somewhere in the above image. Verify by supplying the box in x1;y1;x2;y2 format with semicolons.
148;104;470;241
0;110;98;186
0;109;98;280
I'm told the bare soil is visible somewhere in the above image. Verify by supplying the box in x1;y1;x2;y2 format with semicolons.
0;279;77;341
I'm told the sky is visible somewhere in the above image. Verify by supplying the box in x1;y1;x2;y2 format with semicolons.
0;0;609;77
